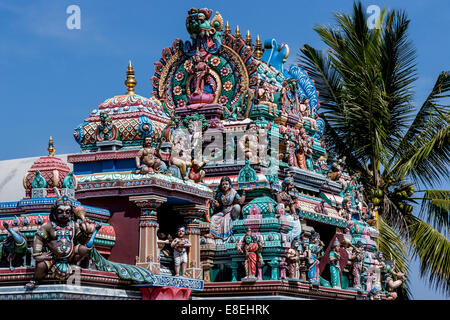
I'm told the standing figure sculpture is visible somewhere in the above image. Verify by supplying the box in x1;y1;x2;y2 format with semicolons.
329;240;342;288
306;232;324;284
284;133;299;168
171;226;191;277
287;240;301;279
276;176;302;239
210;177;246;239
26;194;101;290
350;241;365;289
135;135;162;174
236;228;264;281
191;53;210;95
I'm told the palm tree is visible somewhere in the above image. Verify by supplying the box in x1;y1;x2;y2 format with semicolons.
299;1;449;297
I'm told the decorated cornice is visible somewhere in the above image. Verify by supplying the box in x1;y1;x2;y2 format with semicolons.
0;197;110;218
0;214;116;244
194;280;373;300
68;149;139;163
75;171;213;200
135;275;204;291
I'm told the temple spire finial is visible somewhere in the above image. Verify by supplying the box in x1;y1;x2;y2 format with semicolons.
48;136;55;157
246;30;252;47
254;35;263;60
225;21;231;34
235;25;241;39
125;60;137;95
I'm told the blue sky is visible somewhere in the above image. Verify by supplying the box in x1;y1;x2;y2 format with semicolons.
0;0;448;299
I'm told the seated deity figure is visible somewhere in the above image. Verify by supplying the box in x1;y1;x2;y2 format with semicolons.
210;177;246;239
299;99;317;130
256;81;277;115
26;194;101;290
236;228;264;281
238;122;262;164
171;130;192;179
171;226;191;277
276;176;302;239
135;135;162;174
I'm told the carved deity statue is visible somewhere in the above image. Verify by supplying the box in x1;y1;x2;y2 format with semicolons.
299;129;314;171
210;176;246;239
26;195;101;290
171;226;191;277
0;222;28;271
276;176;302;240
236;228;264;280
238;122;266;164
306;232;324;284
284;133;299;167
171;130;192;178
287;240;302;279
350;241;365;289
329;240;342;288
96;111;118;142
136;135;162;174
256;81;277;115
191;53;210;95
299;99;317;130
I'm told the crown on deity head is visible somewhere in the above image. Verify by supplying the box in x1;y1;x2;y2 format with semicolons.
53;187;74;208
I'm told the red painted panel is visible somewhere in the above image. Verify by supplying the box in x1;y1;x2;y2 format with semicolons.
78;197;140;265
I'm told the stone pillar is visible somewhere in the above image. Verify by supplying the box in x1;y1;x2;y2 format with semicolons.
174;204;208;280
130;195;167;274
199;221;215;282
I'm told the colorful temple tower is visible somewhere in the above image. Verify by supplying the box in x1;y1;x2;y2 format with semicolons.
0;7;404;300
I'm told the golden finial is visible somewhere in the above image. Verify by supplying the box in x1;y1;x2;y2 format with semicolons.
48;136;55;157
245;30;252;47
254;35;263;60
125;60;137;95
225;21;231;34
235;25;241;38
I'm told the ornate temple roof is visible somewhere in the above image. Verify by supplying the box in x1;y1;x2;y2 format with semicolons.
73;62;170;151
22;137;73;198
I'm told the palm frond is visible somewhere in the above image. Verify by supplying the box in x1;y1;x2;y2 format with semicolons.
380;10;417;157
418;190;450;235
382;194;410;238
389;71;450;185
407;216;450;295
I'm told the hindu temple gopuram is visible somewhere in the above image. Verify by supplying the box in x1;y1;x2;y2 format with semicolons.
0;8;406;300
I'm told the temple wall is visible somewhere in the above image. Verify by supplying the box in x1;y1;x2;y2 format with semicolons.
78;197;140;264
